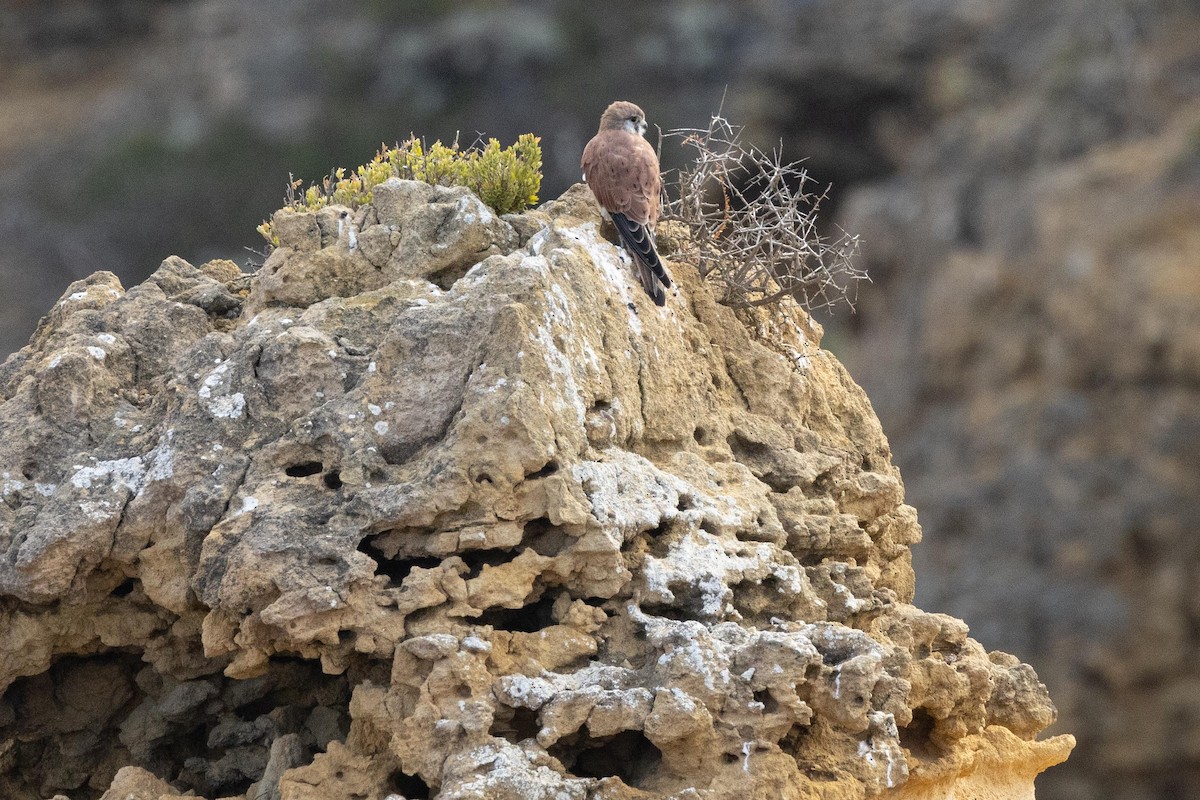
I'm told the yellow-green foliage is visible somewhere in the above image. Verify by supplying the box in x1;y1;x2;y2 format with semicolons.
258;133;542;244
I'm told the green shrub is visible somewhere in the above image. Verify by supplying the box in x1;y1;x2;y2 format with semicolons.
258;133;542;244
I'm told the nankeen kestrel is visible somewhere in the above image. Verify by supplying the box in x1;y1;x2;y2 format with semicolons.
581;101;672;306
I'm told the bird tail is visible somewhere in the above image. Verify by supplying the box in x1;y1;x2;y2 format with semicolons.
634;257;667;306
611;212;672;306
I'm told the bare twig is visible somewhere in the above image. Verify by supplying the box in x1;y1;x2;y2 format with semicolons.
661;114;866;313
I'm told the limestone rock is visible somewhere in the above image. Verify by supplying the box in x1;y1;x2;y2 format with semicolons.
99;766;182;799
0;182;1071;799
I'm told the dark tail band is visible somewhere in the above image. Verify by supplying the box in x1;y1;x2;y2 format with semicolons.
611;212;673;292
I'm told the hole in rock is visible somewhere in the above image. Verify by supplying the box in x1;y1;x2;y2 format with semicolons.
726;430;769;459
474;592;557;633
761;473;798;495
459;548;515;580
734;524;777;544
490;706;542;743
357;537;440;587
381;555;442;587
797;552;827;567
816;639;858;666
474;472;493;484
643;572;727;621
380;435;439;467
722;752;739;764
430;263;471;292
753;690;780;714
110;578;137;598
590;400;611;413
638;603;692;622
524;518;568;557
285;461;323;478
302;507;336;526
641;522;676;559
0;654;352;800
324;470;343;490
676;494;694;512
810;472;835;496
388;769;432;799
805;767;841;782
693;427;711;445
779;721;812;755
899;707;942;759
0;652;143;799
525;460;559;480
555;730;663;787
432;271;458;292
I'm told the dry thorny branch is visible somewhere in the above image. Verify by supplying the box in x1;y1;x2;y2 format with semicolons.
661;114;867;312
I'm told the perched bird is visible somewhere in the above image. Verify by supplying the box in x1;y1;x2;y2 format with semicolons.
581;101;672;306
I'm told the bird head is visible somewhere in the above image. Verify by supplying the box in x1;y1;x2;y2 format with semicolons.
600;101;648;137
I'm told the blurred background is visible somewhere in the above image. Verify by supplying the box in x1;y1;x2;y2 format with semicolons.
2;0;1198;797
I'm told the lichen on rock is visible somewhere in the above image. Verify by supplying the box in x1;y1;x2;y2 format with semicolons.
0;179;1072;799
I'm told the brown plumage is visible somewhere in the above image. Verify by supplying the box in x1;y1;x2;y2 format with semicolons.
581;101;672;306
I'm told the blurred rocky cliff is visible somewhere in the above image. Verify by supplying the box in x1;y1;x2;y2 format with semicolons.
2;1;1198;798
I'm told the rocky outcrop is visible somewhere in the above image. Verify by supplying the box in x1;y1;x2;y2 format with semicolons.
3;4;1196;797
0;181;1070;799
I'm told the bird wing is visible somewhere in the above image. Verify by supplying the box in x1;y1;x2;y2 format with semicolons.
611;211;672;296
582;129;671;305
581;131;662;226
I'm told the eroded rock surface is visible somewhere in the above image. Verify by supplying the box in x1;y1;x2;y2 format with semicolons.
0;181;1071;799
